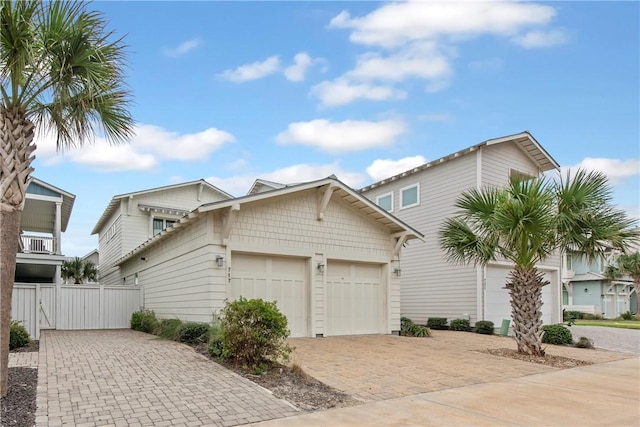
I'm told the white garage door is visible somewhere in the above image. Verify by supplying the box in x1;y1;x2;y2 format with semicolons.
326;261;384;336
230;253;308;337
485;266;554;326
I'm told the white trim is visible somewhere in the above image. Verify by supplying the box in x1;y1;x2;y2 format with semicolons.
376;192;394;213
399;183;420;210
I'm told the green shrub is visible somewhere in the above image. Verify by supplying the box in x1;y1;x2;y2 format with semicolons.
400;317;431;337
620;311;634;321
449;318;471;332
207;316;226;358
220;297;293;366
159;319;183;340
563;310;584;321
426;317;448;330
9;321;31;350
582;313;604;320
178;322;210;345
542;324;573;345
130;309;159;334
474;320;495;335
574;336;594;349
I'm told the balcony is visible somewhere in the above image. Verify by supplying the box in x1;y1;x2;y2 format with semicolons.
20;235;57;255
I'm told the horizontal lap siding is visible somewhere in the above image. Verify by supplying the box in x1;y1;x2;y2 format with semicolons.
120;215;224;323
98;212;123;286
364;154;479;324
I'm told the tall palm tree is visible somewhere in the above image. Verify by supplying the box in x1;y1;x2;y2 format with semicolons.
617;252;640;316
0;0;133;396
440;170;637;356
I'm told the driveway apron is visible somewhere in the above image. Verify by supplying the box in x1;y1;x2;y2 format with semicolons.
35;330;297;427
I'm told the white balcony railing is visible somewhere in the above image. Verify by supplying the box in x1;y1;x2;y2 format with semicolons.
20;235;56;254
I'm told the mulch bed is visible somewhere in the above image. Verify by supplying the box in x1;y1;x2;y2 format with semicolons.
1;368;37;427
486;348;593;368
193;344;359;411
9;341;38;353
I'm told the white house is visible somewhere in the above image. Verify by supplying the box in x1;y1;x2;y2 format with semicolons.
91;180;232;286
115;176;423;337
360;131;563;326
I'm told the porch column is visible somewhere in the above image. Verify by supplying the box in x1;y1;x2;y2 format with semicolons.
55;201;62;254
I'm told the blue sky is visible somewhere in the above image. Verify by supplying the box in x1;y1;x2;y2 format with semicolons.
31;1;639;257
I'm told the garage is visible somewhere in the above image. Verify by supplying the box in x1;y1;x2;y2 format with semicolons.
485;265;556;326
326;261;384;336
229;253;308;337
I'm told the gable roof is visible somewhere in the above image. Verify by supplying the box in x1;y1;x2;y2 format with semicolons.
115;176;424;265
91;179;232;235
25;177;76;232
360;131;560;192
247;178;287;195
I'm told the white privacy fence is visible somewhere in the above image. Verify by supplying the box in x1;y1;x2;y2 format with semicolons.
12;283;143;339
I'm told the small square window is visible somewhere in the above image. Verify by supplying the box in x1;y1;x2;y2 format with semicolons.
400;184;419;209
376;193;393;212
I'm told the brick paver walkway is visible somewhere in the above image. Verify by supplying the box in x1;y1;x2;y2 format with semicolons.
289;331;633;403
8;351;38;368
35;330;297;427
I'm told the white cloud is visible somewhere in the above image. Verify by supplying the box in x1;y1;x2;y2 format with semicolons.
512;29;568;48
164;38;202;57
565;158;640;184
219;56;281;82
366;156;427;182
347;42;452;83
284;52;314;82
133;125;235;161
33;124;235;172
276;119;406;153
311;79;406;107
329;1;558;48
206;162;366;196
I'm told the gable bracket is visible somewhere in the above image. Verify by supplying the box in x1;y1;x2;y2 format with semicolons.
222;203;240;246
317;184;336;220
392;232;409;259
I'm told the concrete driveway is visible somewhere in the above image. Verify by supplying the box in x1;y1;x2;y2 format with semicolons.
34;330;297;426
288;331;632;403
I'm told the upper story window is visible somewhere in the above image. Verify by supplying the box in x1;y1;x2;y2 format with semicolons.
400;184;420;209
566;255;573;271
376;192;393;212
509;168;536;182
153;218;177;236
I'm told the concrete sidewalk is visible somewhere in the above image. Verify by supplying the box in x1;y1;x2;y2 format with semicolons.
253;357;640;426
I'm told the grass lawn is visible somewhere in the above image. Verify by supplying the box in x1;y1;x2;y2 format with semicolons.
573;319;640;330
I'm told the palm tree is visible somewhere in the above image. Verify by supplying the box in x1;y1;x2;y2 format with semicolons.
617;252;640;316
440;170;637;356
61;257;97;284
0;1;133;396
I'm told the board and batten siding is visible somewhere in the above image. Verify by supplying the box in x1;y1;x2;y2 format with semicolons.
363;152;480;324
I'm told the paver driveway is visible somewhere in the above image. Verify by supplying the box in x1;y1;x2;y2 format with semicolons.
288;331;633;403
35;330;297;427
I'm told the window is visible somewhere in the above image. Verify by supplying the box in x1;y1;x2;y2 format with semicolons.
153;218;177;236
509;168;536;182
400;184;419;209
376;192;393;212
566;255;572;271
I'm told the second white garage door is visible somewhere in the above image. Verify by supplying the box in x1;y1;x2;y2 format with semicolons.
485;265;555;326
326;261;384;336
230;253;308;337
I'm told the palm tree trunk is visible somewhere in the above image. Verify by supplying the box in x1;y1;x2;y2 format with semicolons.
505;267;549;356
0;108;36;397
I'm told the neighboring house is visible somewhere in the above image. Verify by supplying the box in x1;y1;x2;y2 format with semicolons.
91;180;232;286
115;176;423;337
563;240;639;318
16;177;75;283
247;178;287;195
361;131;563;326
81;249;100;269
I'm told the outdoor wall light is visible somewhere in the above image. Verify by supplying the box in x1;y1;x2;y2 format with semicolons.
317;262;325;274
394;267;402;277
216;255;224;268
